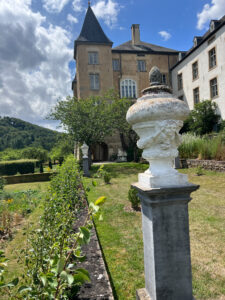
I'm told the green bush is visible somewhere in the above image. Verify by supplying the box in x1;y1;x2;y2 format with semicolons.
0;160;37;176
128;186;140;210
0;177;6;190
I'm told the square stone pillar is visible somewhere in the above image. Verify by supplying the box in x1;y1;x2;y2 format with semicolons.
133;183;199;300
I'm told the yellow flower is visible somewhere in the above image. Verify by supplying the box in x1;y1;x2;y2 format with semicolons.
7;199;13;204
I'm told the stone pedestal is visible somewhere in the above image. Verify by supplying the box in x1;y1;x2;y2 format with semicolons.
132;183;199;300
83;157;90;177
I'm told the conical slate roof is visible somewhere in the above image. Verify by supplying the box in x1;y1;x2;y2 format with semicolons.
74;6;112;58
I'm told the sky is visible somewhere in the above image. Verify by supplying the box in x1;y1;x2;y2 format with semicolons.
0;0;225;130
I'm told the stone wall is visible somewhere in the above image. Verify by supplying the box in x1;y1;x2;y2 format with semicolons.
181;159;225;172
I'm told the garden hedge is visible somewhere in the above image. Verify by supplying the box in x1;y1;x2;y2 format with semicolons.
0;159;38;175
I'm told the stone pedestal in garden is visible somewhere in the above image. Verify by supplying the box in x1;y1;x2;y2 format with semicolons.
126;66;199;300
81;143;90;177
133;184;199;300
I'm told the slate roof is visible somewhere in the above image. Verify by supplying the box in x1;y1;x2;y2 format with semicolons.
171;15;225;70
74;6;112;58
112;40;179;54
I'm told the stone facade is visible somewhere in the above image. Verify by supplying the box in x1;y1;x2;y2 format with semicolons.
171;17;225;119
73;5;179;160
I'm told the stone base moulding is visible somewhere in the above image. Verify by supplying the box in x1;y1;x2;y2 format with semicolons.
132;183;199;300
136;288;151;300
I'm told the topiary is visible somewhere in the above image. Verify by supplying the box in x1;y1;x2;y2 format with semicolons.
128;186;140;210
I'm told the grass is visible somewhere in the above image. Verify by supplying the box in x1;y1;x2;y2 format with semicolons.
86;163;225;300
0;181;49;286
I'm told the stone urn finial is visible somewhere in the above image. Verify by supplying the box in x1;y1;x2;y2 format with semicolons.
149;66;162;86
126;66;190;188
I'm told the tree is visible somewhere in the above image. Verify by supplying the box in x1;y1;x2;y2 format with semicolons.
49;90;140;161
181;100;221;135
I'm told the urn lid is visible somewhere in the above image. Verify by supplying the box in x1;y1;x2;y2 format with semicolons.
126;66;189;125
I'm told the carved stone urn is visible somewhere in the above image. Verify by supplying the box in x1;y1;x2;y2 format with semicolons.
126;66;190;188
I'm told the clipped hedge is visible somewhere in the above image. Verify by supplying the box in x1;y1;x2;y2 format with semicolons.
0;159;38;176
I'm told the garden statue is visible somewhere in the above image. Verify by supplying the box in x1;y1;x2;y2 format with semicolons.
126;66;199;300
81;143;90;177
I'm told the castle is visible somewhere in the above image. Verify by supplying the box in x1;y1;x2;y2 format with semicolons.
72;4;225;161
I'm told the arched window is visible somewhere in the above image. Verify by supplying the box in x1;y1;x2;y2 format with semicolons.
120;79;137;98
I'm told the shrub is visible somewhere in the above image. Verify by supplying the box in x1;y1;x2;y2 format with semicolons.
95;165;111;184
0;160;37;176
0;177;6;190
103;171;111;184
181;100;221;135
128;187;140;210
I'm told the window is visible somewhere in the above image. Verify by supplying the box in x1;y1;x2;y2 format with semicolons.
89;74;99;90
193;87;200;104
192;61;198;80
178;95;184;101
162;74;167;85
210;77;218;98
138;60;146;72
112;59;120;71
88;52;98;65
120;79;137;98
177;73;183;90
209;47;216;69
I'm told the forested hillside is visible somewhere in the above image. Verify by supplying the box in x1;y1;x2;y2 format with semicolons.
0;116;61;151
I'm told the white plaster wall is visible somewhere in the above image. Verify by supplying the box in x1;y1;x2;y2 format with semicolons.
171;25;225;119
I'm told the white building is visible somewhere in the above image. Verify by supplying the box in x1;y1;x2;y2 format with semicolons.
171;16;225;119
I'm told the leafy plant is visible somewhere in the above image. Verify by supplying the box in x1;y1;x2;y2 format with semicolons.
0;156;105;299
181;100;220;135
0;177;6;190
128;187;140;210
196;166;204;176
94;165;111;184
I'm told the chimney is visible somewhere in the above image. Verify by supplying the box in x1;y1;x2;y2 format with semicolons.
131;24;140;45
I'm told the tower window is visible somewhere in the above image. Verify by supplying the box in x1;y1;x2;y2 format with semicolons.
88;52;99;65
208;47;216;69
112;59;120;71
210;77;218;98
138;60;146;72
89;73;100;90
120;79;137;98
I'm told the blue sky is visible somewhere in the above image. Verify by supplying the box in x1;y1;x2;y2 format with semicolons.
0;0;224;129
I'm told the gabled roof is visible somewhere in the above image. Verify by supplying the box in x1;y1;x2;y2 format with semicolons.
74;6;112;58
112;40;178;54
171;15;225;70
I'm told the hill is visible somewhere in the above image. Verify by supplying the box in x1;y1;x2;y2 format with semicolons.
0;116;61;151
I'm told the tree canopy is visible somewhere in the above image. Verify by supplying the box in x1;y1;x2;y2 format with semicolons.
0;116;61;151
181;100;221;135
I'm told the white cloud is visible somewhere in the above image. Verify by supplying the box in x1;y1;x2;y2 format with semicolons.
42;0;70;13
0;0;73;128
158;31;171;41
72;0;84;12
67;13;78;23
197;0;225;30
92;0;121;28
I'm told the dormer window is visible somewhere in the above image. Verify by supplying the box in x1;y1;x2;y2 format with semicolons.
210;21;215;32
194;37;198;47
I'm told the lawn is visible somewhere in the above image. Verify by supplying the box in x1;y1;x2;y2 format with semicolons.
86;163;225;300
1;181;49;285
